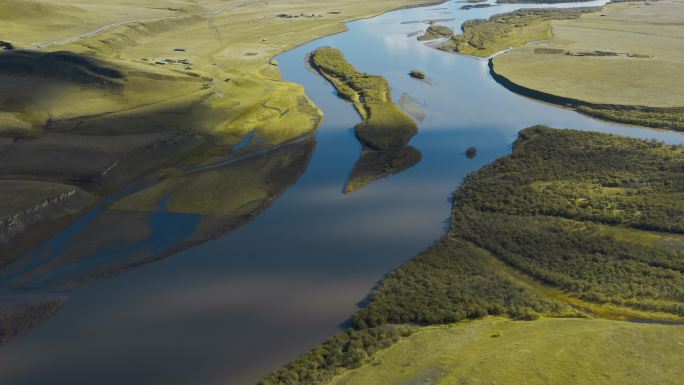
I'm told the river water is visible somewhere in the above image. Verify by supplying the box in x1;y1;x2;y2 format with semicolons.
1;1;682;384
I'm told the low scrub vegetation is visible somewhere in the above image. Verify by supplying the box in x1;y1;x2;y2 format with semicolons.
256;325;415;385
417;25;453;41
577;105;684;132
310;47;420;193
309;47;417;151
352;237;571;328
439;8;598;56
454;126;684;315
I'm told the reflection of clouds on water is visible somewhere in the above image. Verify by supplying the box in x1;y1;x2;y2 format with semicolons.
322;205;445;242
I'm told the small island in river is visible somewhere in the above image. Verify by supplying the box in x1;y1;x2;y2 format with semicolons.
309;47;420;193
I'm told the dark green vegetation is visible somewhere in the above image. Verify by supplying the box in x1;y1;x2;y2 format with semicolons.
577;106;684;132
309;47;419;193
439;8;598;55
460;3;493;10
257;326;415;385
353;238;572;328
416;25;454;41
258;127;684;384
408;69;426;79
357;126;684;324
454;126;684;315
466;146;477;158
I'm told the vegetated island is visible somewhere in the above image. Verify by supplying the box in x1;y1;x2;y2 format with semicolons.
491;0;684;131
460;3;494;10
309;47;420;193
437;7;598;56
257;126;684;385
416;25;454;41
408;69;426;79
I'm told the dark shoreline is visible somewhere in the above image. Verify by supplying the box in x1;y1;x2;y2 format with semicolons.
487;58;684;131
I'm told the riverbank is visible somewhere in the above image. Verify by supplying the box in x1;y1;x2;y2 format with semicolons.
490;0;684;131
258;127;684;385
0;0;445;345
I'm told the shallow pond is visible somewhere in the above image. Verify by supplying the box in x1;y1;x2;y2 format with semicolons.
1;1;683;384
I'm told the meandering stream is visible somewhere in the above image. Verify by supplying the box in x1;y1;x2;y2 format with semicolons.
1;1;683;384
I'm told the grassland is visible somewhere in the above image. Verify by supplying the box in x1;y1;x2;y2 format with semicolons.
111;138;315;217
438;8;597;57
330;318;684;385
258;127;684;385
0;0;438;247
309;47;420;193
492;0;684;130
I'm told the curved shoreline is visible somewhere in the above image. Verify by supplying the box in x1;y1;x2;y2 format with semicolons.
487;58;684;131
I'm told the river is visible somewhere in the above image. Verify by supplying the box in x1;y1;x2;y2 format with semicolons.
0;1;682;384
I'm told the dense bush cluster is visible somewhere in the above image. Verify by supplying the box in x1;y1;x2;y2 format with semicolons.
454;126;684;314
257;127;683;384
457;209;684;315
456;126;684;232
578;105;684;132
352;237;568;328
256;326;414;385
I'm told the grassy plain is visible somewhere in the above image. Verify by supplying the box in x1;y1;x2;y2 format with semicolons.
0;0;436;250
330;318;684;385
492;0;684;129
111;139;315;216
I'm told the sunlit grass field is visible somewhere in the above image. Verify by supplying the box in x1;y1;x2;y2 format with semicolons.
493;0;684;107
331;318;684;385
